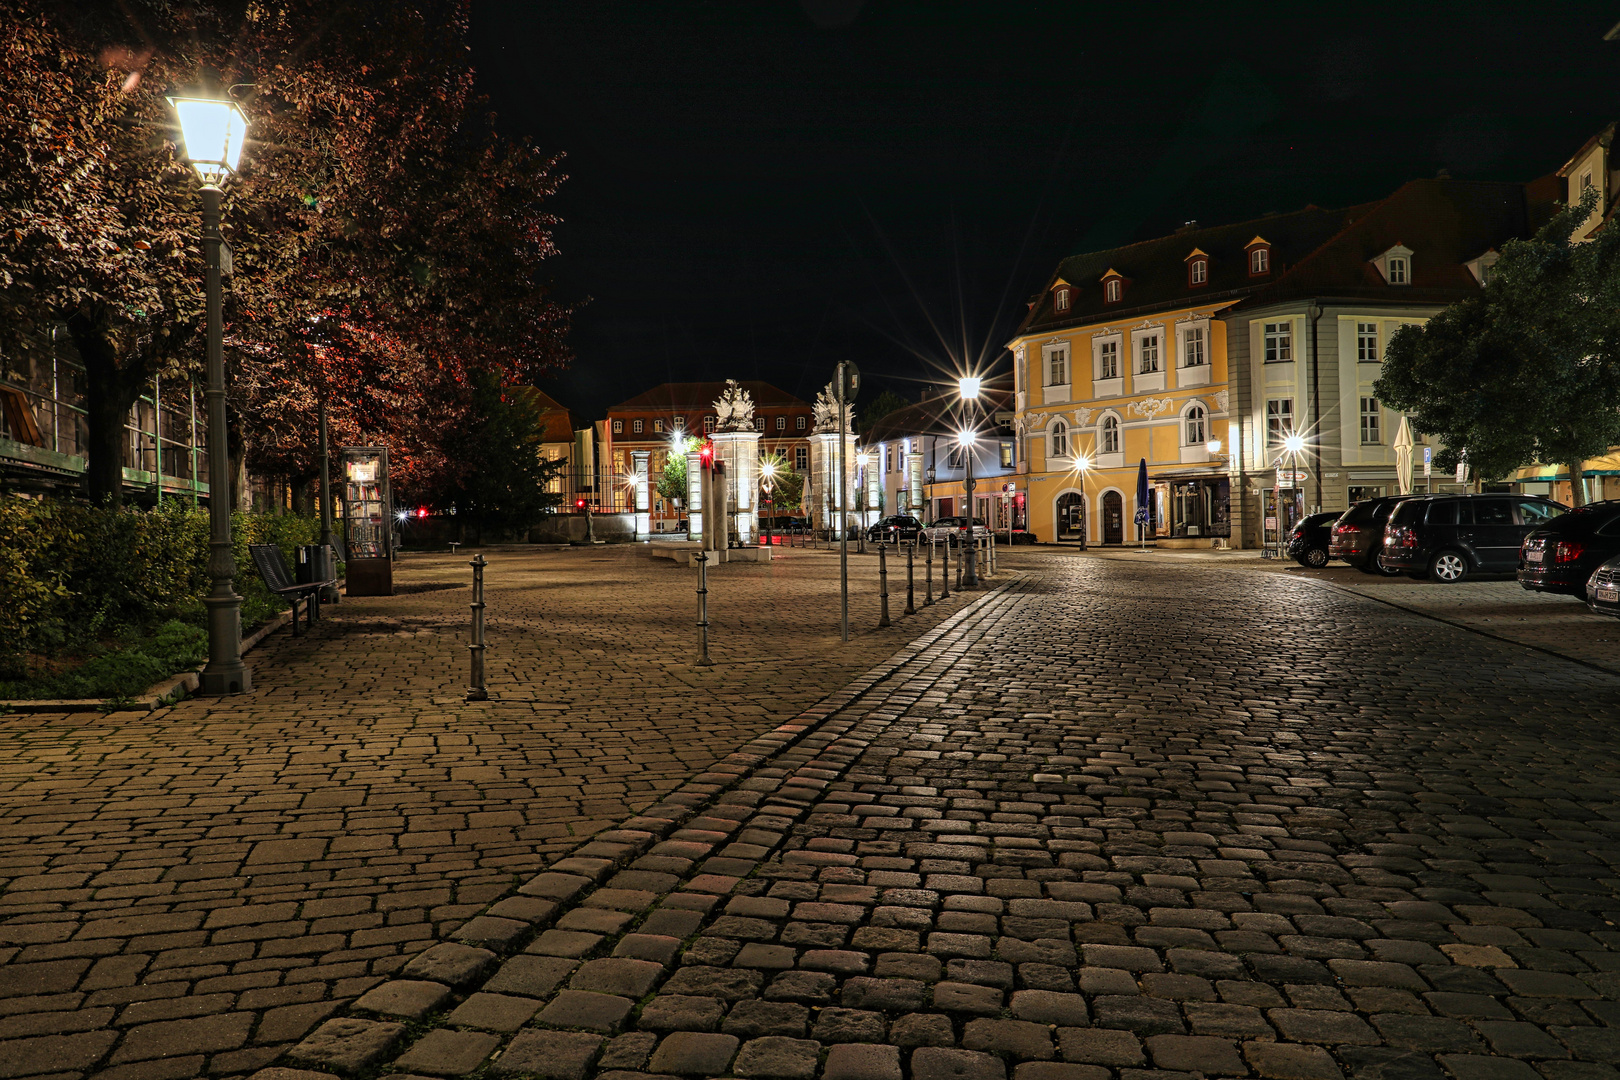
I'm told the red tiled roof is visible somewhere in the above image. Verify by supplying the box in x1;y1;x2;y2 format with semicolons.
514;387;580;443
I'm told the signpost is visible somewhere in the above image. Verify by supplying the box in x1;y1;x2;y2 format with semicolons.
836;361;859;643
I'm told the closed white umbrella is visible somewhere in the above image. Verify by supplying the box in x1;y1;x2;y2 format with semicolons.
1393;416;1414;496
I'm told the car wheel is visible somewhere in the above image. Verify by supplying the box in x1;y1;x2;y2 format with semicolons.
1304;547;1329;568
1428;550;1470;583
1356;557;1381;574
1375;557;1404;577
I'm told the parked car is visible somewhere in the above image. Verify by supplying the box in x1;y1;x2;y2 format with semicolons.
1588;552;1620;616
866;515;923;543
1380;493;1567;582
1287;511;1340;568
922;516;991;545
1518;501;1620;597
1329;495;1419;574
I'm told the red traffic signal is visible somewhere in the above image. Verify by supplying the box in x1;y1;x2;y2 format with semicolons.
575;498;586;509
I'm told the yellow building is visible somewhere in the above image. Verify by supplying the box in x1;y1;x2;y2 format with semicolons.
1008;208;1356;545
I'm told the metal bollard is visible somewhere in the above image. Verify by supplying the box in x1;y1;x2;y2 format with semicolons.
905;540;916;615
696;550;712;665
878;543;891;627
924;539;934;606
941;539;950;600
955;538;964;589
989;533;997;575
466;554;488;701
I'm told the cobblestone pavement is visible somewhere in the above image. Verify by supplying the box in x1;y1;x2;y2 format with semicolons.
240;553;1620;1080
0;545;981;1080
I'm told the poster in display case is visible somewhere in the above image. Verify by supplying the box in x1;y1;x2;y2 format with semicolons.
341;445;393;595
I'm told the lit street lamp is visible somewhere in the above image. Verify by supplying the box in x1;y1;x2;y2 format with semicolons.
760;458;777;549
171;94;250;695
856;450;869;553
957;375;981;587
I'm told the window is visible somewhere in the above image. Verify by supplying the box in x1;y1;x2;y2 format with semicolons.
1105;278;1121;303
1000;442;1013;468
1266;398;1294;448
1517;499;1562;526
775;415;786;431
1250;247;1269;274
672;416;686;431
1184;404;1206;446
1189;258;1207;286
1475;499;1513;526
612;419;624;434
796;416;807;431
1047;346;1069;385
1263;322;1292;363
1357;323;1379;362
1582;170;1595;195
632;419;644;434
1055;287;1071;312
1387;257;1408;284
1359;398;1381;444
1136;334;1160;374
654;419;664;433
1050;420;1069;458
1098;339;1120;379
1182;326;1206;367
1101;415;1120;454
703;414;716;433
947;446;965;469
794;445;808;470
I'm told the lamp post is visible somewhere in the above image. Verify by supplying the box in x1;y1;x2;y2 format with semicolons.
1076;452;1091;550
856;451;869;553
171;94;251;696
760;459;776;550
957;376;981;588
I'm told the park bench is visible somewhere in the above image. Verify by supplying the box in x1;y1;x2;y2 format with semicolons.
248;544;333;637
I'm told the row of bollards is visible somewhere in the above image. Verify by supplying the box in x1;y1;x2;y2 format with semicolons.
874;534;995;628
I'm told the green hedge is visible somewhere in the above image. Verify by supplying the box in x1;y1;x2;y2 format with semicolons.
0;496;327;679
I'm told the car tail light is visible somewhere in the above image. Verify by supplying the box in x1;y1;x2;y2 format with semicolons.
1555;541;1585;564
1334;524;1360;536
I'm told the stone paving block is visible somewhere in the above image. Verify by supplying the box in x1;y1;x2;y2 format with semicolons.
528;930;604;958
598;1031;658;1071
536;990;633;1033
110;1012;254;1064
932;981;1003;1014
0;1030;118;1076
662;965;764;1001
1437;1055;1544;1080
1242;1041;1344;1080
1011;990;1089;1026
647;1031;740;1075
353;979;452;1020
445;993;541;1033
721;1000;810;1038
1144;1034;1245;1074
824;1042;904;1080
487;1029;602;1079
569;957;664;998
285;1017;406;1072
613;934;681;965
912;1047;1008;1080
483;955;578;998
450;916;530;950
402;943;498;988
813;1007;887;1043
1012;1067;1111;1080
392;1029;500;1076
963;1018;1056;1060
637;994;726;1032
891;1013;957;1048
1057;1028;1145;1067
732;1035;821;1079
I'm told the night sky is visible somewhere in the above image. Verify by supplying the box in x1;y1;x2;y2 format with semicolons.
470;1;1618;421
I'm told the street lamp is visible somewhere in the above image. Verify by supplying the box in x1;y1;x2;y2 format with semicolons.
1075;451;1091;550
760;459;777;549
171;94;251;695
957;375;981;587
856;450;870;553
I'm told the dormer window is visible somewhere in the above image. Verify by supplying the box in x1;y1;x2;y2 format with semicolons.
1372;243;1414;286
1465;250;1499;286
1101;269;1124;304
1246;237;1271;276
1052;278;1072;313
1185;249;1208;287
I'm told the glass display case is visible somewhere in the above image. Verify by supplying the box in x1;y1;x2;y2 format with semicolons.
341;445;393;595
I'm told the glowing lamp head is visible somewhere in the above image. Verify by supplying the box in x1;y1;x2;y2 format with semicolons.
857;451;870;468
956;428;978;448
168;97;249;185
1283;434;1306;455
761;460;777;479
1206;438;1222;455
957;376;982;400
1076;454;1092;471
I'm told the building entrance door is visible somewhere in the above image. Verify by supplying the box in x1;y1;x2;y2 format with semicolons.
1056;492;1086;544
1102;491;1124;544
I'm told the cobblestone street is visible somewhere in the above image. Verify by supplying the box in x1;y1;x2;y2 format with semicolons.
6;551;1620;1080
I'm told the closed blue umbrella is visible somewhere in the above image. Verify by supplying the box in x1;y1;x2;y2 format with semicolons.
1134;458;1150;546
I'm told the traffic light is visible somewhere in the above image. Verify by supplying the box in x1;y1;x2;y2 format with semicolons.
575;498;586;510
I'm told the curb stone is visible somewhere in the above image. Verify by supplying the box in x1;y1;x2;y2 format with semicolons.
259;575;1025;1080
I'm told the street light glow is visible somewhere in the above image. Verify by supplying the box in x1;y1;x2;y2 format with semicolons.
956;428;977;447
957;376;982;399
761;460;777;478
1283;434;1305;455
169;97;249;185
1206;438;1222;455
856;451;870;468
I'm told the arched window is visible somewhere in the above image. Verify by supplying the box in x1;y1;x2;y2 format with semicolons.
1184;404;1206;446
1050;420;1069;458
1101;415;1120;454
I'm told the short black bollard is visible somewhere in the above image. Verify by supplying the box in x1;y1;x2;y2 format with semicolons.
905;539;916;615
696;550;712;666
466;553;488;701
924;539;935;606
940;540;950;600
955;539;964;590
878;543;891;627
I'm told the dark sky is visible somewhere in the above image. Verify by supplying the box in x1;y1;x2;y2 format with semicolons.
469;1;1618;421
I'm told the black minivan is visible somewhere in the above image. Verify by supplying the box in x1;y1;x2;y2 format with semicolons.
1380;494;1566;582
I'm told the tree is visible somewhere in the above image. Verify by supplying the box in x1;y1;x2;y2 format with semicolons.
657;437;695;505
856;388;912;436
763;454;804;514
431;373;563;536
0;1;574;505
1375;189;1620;505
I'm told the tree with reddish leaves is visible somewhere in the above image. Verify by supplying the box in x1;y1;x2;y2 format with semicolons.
0;0;574;506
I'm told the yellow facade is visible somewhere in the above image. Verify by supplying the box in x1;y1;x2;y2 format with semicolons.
1010;301;1237;546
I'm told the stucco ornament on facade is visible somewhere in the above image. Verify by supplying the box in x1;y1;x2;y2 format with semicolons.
711;379;756;432
1127;397;1176;419
812;383;855;434
1213;390;1229;414
1073;407;1094;427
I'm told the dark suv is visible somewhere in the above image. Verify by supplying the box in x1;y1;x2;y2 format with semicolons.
1380;494;1566;582
866;515;923;543
1287;512;1340;568
1329;496;1418;574
1518;500;1620;596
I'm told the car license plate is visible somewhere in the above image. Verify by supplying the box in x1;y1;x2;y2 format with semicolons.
1599;586;1619;603
1527;550;1543;563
